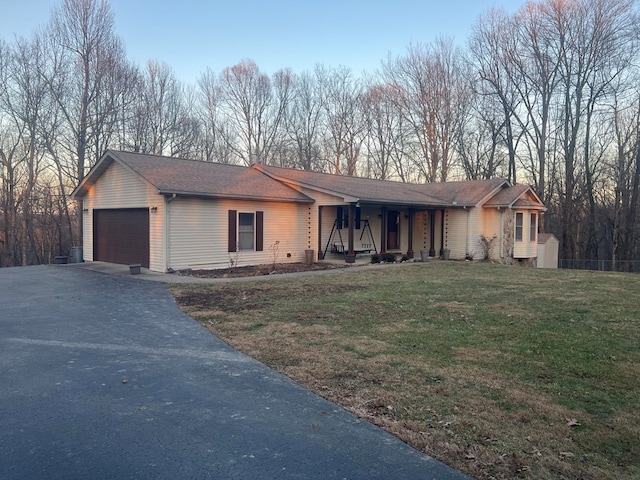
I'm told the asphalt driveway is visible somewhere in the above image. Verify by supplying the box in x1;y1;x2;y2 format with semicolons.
0;265;470;479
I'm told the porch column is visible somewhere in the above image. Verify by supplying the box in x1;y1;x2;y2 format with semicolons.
429;209;436;257
346;204;356;263
440;209;446;255
407;208;414;258
380;206;387;254
318;206;323;260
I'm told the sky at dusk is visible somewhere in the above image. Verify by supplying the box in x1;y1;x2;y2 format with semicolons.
1;0;525;83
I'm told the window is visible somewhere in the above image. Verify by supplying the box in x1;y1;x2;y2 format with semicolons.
238;213;254;250
530;213;537;242
228;210;264;252
515;212;523;241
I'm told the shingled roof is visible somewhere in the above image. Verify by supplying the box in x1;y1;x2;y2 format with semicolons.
419;178;509;206
256;165;450;206
257;165;509;207
74;150;545;211
483;184;545;210
73;151;313;203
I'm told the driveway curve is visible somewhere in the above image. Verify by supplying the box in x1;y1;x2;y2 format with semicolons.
0;265;470;480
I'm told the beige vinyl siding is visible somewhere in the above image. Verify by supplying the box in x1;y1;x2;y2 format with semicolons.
82;161;165;271
168;198;309;270
445;208;469;259
481;208;502;260
465;207;483;260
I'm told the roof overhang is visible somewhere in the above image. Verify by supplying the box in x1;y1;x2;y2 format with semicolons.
157;190;314;204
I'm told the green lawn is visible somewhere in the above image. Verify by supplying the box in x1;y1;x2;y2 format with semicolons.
171;262;640;480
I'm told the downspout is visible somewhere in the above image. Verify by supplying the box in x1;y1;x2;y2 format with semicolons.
165;194;177;272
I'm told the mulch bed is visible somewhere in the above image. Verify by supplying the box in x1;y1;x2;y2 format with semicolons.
176;262;353;278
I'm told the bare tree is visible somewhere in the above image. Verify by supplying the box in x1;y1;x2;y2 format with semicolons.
316;65;366;175
197;68;233;163
361;81;410;181
46;0;126;246
545;0;638;259
383;39;468;182
127;61;199;157
0;35;54;265
469;8;523;184
457;90;511;180
219;60;292;165
285;70;324;171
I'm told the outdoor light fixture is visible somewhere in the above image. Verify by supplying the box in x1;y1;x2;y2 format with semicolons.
150;206;158;213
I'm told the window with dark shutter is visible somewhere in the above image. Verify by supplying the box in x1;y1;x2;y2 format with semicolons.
228;210;237;252
256;211;264;251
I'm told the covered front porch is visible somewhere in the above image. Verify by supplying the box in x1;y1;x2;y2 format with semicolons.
318;204;447;263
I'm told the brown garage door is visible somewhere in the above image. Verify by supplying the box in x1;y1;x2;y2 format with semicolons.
93;209;150;268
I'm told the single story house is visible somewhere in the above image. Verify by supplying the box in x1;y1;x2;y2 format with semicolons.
72;150;547;272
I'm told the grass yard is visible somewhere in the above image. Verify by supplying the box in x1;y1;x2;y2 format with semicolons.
171;262;639;480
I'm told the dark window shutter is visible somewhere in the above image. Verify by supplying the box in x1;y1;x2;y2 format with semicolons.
256;211;264;251
228;210;237;252
355;207;361;229
336;206;343;229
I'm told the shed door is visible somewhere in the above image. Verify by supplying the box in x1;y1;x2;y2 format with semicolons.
93;209;150;268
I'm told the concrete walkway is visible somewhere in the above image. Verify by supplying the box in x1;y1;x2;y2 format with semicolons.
0;264;470;480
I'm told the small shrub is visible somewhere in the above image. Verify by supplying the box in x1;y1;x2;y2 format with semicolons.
371;254;381;264
268;240;281;268
401;254;410;262
383;252;397;263
479;234;497;260
228;244;240;268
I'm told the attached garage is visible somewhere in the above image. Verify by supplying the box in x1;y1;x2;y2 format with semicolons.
93;208;150;268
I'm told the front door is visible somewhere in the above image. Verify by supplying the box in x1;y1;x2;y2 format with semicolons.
387;210;400;250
